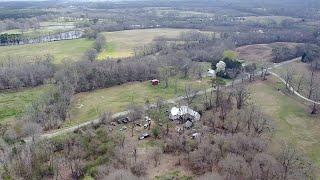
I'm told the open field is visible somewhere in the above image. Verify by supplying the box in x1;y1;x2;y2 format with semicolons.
66;76;210;127
0;85;50;123
239;16;303;24
98;28;201;59
0;38;93;64
249;77;320;169
236;42;303;64
0;20;76;38
1;28;203;63
156;8;215;17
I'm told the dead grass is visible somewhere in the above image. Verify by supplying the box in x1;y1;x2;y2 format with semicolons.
98;28;207;59
236;42;303;64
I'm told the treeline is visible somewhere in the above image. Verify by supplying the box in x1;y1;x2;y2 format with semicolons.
232;29;317;47
0;56;55;90
0;9;48;20
0;31;83;46
57;58;159;93
0;18;40;32
0;33;22;45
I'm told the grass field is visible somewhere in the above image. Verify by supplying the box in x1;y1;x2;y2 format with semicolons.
0;85;50;123
273;60;320;98
65;77;210;127
0;38;93;64
240;16;302;24
98;28;200;59
249;77;320;170
0;20;76;38
1;28;201;63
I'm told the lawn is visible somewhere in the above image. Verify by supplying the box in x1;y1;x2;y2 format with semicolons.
98;28;201;59
0;85;50;123
0;38;93;64
249;77;320;170
65;77;210;127
273;60;320;98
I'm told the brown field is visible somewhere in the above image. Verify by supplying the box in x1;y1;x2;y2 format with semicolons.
236;42;303;64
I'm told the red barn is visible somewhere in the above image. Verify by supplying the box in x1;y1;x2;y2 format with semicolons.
151;79;159;86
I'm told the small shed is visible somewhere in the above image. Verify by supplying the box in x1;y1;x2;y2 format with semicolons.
151;79;160;86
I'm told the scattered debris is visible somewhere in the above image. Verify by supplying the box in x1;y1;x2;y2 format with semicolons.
120;126;127;131
184;120;193;129
77;104;84;109
144;124;149;129
176;127;183;133
192;133;201;139
110;122;117;126
117;117;129;124
145;116;152;122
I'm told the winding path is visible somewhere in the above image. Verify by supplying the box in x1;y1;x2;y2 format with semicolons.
26;57;319;141
269;71;320;105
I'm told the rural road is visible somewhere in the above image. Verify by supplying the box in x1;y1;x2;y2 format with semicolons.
26;57;318;141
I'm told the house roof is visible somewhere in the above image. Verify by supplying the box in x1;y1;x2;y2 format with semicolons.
169;106;201;121
208;69;216;74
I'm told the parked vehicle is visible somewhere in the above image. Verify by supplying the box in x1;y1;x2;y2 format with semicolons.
138;133;150;140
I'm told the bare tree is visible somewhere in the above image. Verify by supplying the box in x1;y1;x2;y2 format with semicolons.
251;153;282;180
159;66;174;88
218;153;251;179
308;68;316;99
282;67;295;93
296;74;305;93
94;33;106;52
276;142;315;180
84;48;98;62
151;147;162;167
310;88;320;114
128;104;143;137
245;63;257;82
184;84;200;106
234;85;250;109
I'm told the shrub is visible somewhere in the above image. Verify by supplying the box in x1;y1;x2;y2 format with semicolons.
130;162;146;177
152;127;160;138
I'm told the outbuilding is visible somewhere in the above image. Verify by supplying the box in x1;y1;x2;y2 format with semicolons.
207;69;216;78
151;79;160;86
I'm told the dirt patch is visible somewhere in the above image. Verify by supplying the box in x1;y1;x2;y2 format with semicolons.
236;42;303;64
